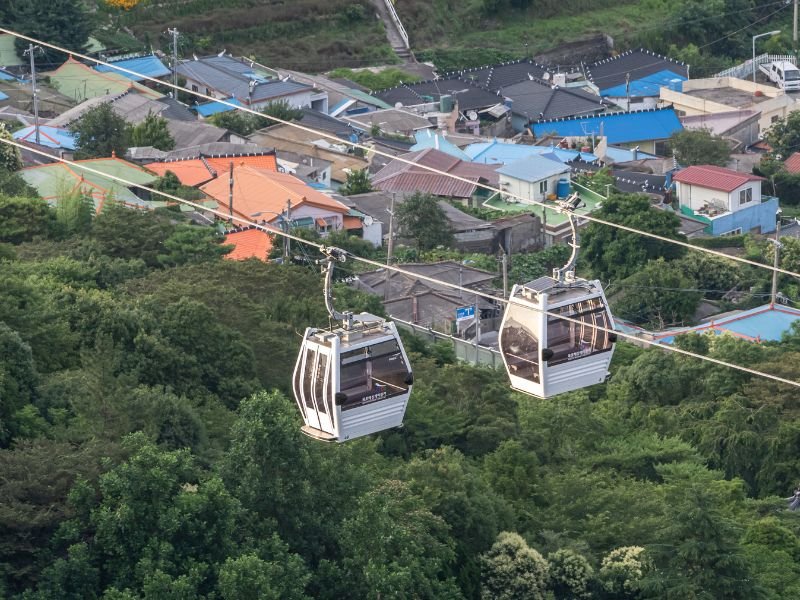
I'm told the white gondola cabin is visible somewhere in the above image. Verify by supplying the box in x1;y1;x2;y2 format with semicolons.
293;247;413;442
293;317;413;442
499;277;616;398
498;192;616;398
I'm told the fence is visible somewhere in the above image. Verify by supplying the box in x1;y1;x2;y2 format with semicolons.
392;317;504;369
715;53;796;79
383;0;410;49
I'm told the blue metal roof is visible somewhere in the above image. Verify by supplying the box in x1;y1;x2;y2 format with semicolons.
601;68;686;97
13;125;76;150
96;55;170;82
411;130;471;160
0;90;8;101
653;305;800;344
532;108;682;145
496;153;570;182
194;97;243;117
603;145;658;162
465;140;597;165
0;69;16;82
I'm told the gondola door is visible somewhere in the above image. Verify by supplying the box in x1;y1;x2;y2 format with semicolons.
297;338;336;437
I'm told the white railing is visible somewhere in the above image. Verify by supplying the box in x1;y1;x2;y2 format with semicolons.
715;53;796;79
383;0;410;49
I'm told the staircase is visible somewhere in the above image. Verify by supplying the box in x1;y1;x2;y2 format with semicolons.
371;0;413;62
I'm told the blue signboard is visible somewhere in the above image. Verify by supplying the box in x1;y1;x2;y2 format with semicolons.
456;305;476;321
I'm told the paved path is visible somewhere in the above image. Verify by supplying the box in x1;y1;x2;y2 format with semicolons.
369;0;436;80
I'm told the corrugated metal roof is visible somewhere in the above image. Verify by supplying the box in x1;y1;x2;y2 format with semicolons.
194;97;242;117
496;154;570;182
373;77;501;111
46;58;163;102
465;141;597;165
96;55;170;82
672;165;764;192
13;125;76;149
532;108;682;144
601;68;686;98
586;49;688;95
501;79;605;121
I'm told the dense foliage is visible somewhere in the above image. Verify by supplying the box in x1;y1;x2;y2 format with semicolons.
670;128;732;167
396;191;455;251
69;104;131;160
3;0;91;67
1;189;800;599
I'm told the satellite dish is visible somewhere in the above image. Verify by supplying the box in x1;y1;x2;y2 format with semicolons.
543;72;551;81
363;215;374;227
395;102;403;108
467;110;478;121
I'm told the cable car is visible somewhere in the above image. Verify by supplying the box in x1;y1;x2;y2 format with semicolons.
499;194;617;398
293;248;413;442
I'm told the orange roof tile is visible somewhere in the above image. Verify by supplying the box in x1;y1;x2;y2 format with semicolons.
224;228;273;261
146;154;278;187
785;152;800;174
343;216;362;229
200;166;349;222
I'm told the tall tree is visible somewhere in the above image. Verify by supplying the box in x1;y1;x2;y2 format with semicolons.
70;104;130;160
765;111;800;159
480;532;549;600
547;549;594;600
670;128;731;167
0;196;55;243
580;194;686;280
8;0;92;67
129;112;175;151
396;192;454;251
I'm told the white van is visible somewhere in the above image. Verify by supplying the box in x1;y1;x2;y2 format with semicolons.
760;61;800;91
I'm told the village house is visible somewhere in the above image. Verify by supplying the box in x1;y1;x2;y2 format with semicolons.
175;54;328;112
673;164;779;236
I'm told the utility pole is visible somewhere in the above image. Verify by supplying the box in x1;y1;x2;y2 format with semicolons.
228;161;234;222
501;252;508;299
625;72;630;112
474;293;480;364
795;0;798;44
384;193;396;301
168;28;179;92
24;44;41;146
771;213;782;306
284;199;292;261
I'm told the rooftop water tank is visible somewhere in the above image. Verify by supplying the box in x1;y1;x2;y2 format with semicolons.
556;178;570;200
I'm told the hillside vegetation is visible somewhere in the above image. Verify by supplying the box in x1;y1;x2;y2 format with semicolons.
120;0;397;71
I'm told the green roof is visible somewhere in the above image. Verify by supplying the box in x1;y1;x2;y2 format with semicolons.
45;57;163;103
20;158;158;211
0;34;25;67
483;189;603;226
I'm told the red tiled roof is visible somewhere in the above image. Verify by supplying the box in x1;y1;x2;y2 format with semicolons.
672;165;764;193
372;148;499;199
224;228;272;261
784;152;800;174
343;216;362;229
146;154;278;187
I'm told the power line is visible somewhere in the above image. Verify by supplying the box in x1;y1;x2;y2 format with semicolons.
2;137;798;391
1;26;797;282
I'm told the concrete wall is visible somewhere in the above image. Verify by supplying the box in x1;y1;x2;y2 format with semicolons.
677;181;762;213
500;171;571;203
710;196;779;235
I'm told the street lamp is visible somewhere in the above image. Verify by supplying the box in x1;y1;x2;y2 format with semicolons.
753;30;781;83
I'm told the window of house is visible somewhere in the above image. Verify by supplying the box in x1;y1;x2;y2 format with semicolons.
539;180;548;194
721;227;743;236
191;84;199;92
739;187;753;205
772;115;780;124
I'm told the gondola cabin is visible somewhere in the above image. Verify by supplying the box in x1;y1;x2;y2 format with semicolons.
499;276;616;398
293;315;413;442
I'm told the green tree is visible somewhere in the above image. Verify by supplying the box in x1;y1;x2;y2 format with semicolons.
480;532;549;600
209;111;267;136
218;551;310;600
0;323;38;446
670;128;731;167
598;546;650;599
642;463;760;599
338;480;461;599
0;123;22;172
262;100;304;123
396;192;454;251
157;225;233;266
612;258;703;329
509;245;571;284
70;104;130;160
91;201;174;266
547;549;594;600
0;196;55;243
129;112;175;151
580;194;686;280
8;0;91;67
339;169;373;196
55;187;94;235
765;111;800;159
